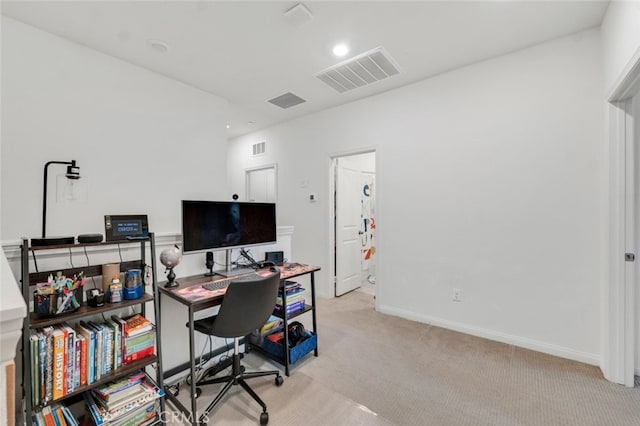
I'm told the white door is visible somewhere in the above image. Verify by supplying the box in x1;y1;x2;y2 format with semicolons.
335;159;364;296
246;166;276;202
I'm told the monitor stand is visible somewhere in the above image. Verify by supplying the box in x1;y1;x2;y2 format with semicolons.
218;248;255;277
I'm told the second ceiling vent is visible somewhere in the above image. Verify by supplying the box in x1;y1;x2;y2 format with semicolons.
315;46;400;93
267;92;307;109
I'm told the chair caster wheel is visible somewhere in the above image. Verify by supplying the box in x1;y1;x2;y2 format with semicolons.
240;366;246;373
260;412;269;425
195;387;202;399
275;375;284;386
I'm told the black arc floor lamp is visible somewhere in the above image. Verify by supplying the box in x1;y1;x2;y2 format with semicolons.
31;160;81;247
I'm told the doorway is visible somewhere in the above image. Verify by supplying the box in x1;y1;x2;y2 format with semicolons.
333;151;376;297
246;164;277;202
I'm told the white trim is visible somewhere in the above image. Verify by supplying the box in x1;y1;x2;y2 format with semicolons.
1;228;294;263
379;304;600;366
604;45;640;385
608;46;640;102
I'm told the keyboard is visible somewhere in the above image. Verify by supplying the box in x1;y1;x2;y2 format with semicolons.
201;273;263;291
202;277;233;292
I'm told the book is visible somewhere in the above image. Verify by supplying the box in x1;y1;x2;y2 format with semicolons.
42;406;56;426
61;324;76;393
102;324;114;375
43;326;54;403
51;328;65;400
87;321;104;380
54;325;69;396
53;405;67;426
93;371;145;402
30;329;39;407
105;319;122;369
74;336;81;389
123;329;155;354
124;346;154;364
78;334;87;387
84;377;164;425
76;322;95;385
123;314;152;337
274;300;306;314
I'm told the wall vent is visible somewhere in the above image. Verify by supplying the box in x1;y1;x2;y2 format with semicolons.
252;141;266;156
315;47;400;93
267;92;306;109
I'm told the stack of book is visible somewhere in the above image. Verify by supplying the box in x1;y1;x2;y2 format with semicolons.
32;403;78;426
116;314;155;364
84;372;164;426
28;314;155;405
274;281;305;315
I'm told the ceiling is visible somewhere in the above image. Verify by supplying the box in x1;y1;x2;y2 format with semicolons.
1;1;609;139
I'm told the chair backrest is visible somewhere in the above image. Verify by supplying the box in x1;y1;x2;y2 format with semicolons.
211;270;281;338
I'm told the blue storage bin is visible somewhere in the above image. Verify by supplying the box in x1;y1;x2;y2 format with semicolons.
261;331;317;364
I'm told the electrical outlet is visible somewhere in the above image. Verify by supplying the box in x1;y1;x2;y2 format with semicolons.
452;288;461;302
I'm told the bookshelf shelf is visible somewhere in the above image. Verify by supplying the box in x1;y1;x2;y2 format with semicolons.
46;355;158;405
19;234;165;426
28;293;154;328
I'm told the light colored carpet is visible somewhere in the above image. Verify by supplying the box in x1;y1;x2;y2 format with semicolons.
167;290;640;425
166;355;391;425
300;290;640;425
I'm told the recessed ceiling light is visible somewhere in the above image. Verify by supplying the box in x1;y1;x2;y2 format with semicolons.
248;121;254;125
226;124;230;129
333;44;349;57
147;39;169;53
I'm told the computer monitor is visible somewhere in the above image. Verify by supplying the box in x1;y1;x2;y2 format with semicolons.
181;200;277;253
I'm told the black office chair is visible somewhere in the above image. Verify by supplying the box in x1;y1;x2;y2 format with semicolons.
189;269;284;425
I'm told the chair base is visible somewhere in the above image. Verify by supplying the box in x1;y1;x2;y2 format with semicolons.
196;340;283;425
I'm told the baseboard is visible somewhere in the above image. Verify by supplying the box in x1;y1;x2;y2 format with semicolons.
378;304;600;366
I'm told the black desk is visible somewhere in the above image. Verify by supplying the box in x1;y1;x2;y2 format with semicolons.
158;263;320;425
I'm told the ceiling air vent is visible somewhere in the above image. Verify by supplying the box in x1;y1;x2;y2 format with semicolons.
267;92;306;109
252;141;266;156
315;47;400;93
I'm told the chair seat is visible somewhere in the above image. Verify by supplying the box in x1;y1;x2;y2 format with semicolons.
190;316;218;336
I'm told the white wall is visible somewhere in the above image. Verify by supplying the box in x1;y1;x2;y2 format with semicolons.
229;29;604;364
0;17;230;370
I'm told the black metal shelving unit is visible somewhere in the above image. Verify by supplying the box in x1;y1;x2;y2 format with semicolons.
19;233;164;426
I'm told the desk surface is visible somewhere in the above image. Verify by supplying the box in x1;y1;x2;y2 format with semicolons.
158;263;320;309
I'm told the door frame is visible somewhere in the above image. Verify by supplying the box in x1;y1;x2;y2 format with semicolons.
328;148;377;301
604;47;640;386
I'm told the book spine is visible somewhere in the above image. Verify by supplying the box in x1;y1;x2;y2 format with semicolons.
74;337;81;389
52;406;63;426
30;330;39;407
113;321;122;369
38;331;47;405
79;335;87;387
89;322;103;380
124;345;154;364
65;327;75;393
45;328;54;403
103;326;113;375
52;330;65;400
